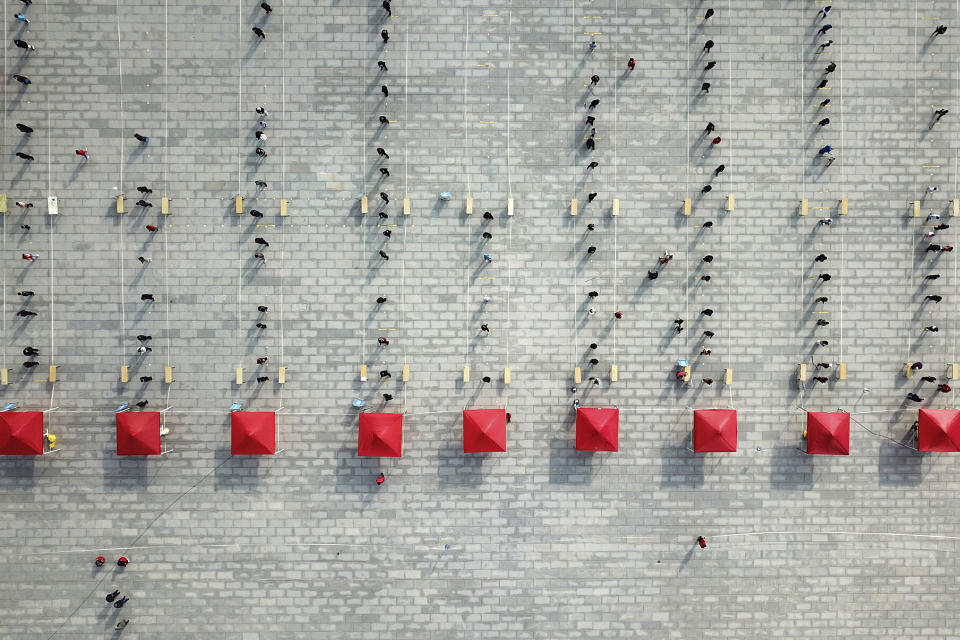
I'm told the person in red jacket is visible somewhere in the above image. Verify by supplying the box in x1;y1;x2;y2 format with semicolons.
376;473;385;486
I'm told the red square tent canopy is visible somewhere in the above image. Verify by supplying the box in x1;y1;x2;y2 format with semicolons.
463;409;507;453
918;408;960;452
231;411;276;455
116;412;162;456
576;407;619;452
693;409;737;452
806;411;850;455
0;411;44;455
358;412;403;457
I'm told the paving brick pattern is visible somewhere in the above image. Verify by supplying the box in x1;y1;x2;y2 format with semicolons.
2;1;960;638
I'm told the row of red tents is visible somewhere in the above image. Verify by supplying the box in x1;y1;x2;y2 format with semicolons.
2;408;960;456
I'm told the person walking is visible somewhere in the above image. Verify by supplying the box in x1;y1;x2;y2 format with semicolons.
378;60;388;71
145;224;159;232
817;40;833;51
114;596;129;609
925;295;943;303
817;24;832;35
381;29;389;42
711;136;721;145
250;209;264;218
14;13;29;24
818;117;830;126
257;376;270;383
75;148;89;161
377;147;389;158
254;237;269;246
105;590;120;603
824;62;836;74
627;58;636;70
933;25;947;36
377;473;385;485
13;39;36;51
141;294;154;301
12;74;31;85
379;250;389;260
703;39;714;52
713;164;724;175
697;536;707;548
252;26;265;38
378;337;389;345
701;82;710;93
137;335;152;342
705;122;715;133
16;123;33;133
23;347;39;356
138;256;151;264
586;98;600;110
261;1;272;11
16;310;37;317
135;199;152;207
115;620;130;631
137;346;151;354
704;60;716;71
381;85;389;97
256;357;268;364
382;0;391;16
16;151;33;160
134;133;149;143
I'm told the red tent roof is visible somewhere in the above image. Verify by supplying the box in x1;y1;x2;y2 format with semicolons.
116;412;162;456
806;411;850;455
918;408;960;452
576;407;619;451
0;412;44;455
358;413;403;457
693;409;738;452
231;411;276;455
463;409;507;453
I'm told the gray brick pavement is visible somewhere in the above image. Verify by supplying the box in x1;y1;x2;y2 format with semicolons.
2;0;960;638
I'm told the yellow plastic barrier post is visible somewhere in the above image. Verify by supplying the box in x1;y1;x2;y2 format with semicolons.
236;368;244;385
48;366;57;383
0;369;8;385
361;196;368;214
463;365;470;382
235;196;243;214
466;197;473;214
840;198;848;215
571;199;578;216
610;364;618;382
837;363;847;380
504;367;511;384
507;197;514;216
280;200;288;216
574;367;582;384
913;201;921;217
800;199;808;216
403;198;411;216
727;194;735;211
360;365;367;381
684;198;691;216
164;366;174;384
161;197;169;214
116;196;125;214
402;365;410;382
724;368;733;384
798;363;807;381
612;199;620;216
120;366;129;383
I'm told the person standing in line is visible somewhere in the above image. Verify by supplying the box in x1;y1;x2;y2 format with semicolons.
261;1;272;11
377;473;385;485
703;40;714;52
16;123;33;133
381;29;389;43
627;58;636;70
933;25;947;36
75;148;89;161
16;152;33;160
252;26;265;38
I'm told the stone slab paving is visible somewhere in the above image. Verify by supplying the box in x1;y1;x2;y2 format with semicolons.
2;0;960;638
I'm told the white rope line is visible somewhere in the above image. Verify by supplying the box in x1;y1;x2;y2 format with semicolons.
116;0;127;371
278;0;286;398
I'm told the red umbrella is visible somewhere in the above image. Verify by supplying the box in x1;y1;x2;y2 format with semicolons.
693;409;737;452
231;411;276;455
0;412;44;455
918;408;960;452
463;409;507;453
116;412;162;455
576;407;619;451
806;411;850;455
358;413;403;457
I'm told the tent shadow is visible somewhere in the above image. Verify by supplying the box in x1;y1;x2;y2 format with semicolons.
436;442;485;486
658;443;704;488
0;455;36;490
213;445;261;492
101;447;149;492
878;441;923;486
548;438;593;484
334;444;383;495
769;445;813;491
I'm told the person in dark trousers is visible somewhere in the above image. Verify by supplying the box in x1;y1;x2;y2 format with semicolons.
818;273;831;281
22;361;39;368
925;295;943;303
135;199;152;207
383;1;391;17
714;164;724;175
381;85;388;97
137;335;151;341
711;136;721;145
250;209;263;218
16;152;34;160
12;74;31;85
16;123;33;133
704;60;716;71
817;24;832;35
939;384;952;393
378;337;389;345
377;473;385;485
933;25;947;36
141;294;154;301
815;254;827;262
818;118;830;126
16;310;37;317
255;147;267;157
703;40;714;52
590;74;599;85
934;109;949;121
824;62;836;74
701;185;712;193
257;376;269;383
379;115;389;125
910;362;923;371
701;309;713;316
106;590;120;603
146;225;158;232
23;347;39;356
261;1;271;11
701;82;710;93
115;620;129;631
14;39;36;51
137;185;152;194
483;211;494;220
705;122;715;133
587;192;597;202
255;237;269;246
817;79;828;89
586;99;600;110
480;324;489;332
627;58;636;70
697;536;707;548
117;557;128;566
252;26;265;38
813;376;829;383
378;60;387;71
383;229;392;238
258;305;268;313
256;322;267;329
114;596;129;608
256;180;268;189
922;376;937;383
256;357;268;365
702;255;714;263
817;40;833;51
377;147;389;158
379;250;389;260
585;138;595;150
907;393;923;402
134;133;148;143
817;319;829;326
587;161;598;169
925;274;940;280
139;376;152;382
379;370;391;379
380;166;389;175
816;296;828;304
381;29;389;42
135;401;148;408
376;296;387;304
